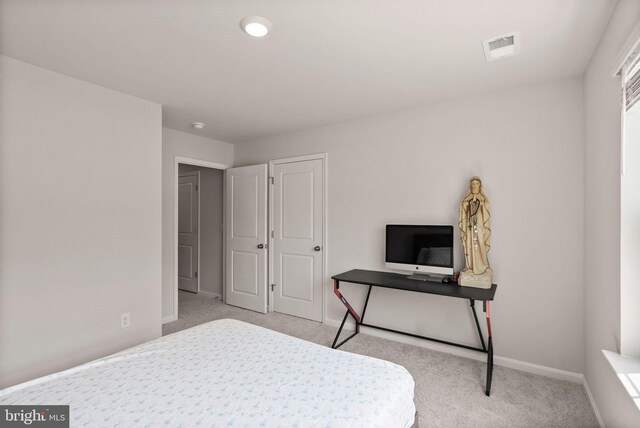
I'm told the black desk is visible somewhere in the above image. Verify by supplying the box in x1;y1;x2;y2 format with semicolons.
331;269;497;396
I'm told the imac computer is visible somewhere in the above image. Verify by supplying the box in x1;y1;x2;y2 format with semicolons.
385;224;454;282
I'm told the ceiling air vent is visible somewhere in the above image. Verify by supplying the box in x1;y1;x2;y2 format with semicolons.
483;32;520;61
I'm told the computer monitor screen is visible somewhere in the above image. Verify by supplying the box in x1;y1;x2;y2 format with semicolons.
385;225;453;274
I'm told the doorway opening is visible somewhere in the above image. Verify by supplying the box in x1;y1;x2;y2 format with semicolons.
177;164;224;296
171;157;230;328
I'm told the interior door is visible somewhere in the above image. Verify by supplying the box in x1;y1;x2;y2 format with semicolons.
178;174;199;293
272;158;324;322
225;164;268;313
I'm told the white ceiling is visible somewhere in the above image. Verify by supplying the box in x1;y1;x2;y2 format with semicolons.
0;0;616;143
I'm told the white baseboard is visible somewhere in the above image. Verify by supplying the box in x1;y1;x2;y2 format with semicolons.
323;318;583;384
198;290;222;300
162;315;176;324
493;355;583;383
582;376;604;428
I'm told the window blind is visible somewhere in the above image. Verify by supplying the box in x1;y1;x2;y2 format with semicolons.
625;54;640;111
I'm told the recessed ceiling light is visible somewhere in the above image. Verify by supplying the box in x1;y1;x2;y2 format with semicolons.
240;16;272;38
482;32;520;61
191;122;205;130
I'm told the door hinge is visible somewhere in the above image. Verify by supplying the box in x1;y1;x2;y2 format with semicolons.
269;176;274;185
271;284;276;291
195;271;198;278
271;230;275;238
195;184;198;191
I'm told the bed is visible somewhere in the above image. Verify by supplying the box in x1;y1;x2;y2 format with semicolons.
1;319;416;427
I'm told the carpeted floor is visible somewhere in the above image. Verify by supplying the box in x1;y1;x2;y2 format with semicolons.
163;291;598;428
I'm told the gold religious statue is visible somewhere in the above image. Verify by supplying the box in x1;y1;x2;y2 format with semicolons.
458;176;493;288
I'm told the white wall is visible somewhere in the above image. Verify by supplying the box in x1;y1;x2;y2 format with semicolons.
235;78;585;373
162;128;233;320
178;164;224;297
0;55;162;388
584;0;640;425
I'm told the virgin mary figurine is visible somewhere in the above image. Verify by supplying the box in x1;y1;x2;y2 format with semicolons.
458;176;493;288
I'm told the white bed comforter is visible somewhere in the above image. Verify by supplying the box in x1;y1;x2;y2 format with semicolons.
1;319;415;428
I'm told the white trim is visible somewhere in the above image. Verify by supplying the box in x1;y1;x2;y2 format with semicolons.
324;317;583;383
611;19;640;77
270;153;327;164
222;172;226;305
268;153;328;323
493;354;583;384
602;350;640;413
582;376;605;428
198;290;223;300
178;170;201;293
162;315;176;324
621;63;628;175
173;156;231;322
267;163;274;313
175;156;231;171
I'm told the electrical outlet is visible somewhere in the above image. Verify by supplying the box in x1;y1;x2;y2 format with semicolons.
120;313;131;329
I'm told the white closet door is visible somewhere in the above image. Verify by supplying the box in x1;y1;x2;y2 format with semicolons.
272;158;324;322
225;164;268;313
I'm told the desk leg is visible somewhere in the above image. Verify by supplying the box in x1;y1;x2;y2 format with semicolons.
331;279;362;349
470;299;487;351
485;300;493;396
360;285;373;323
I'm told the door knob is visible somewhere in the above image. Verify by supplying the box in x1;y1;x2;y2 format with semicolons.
257;244;265;249
314;246;321;251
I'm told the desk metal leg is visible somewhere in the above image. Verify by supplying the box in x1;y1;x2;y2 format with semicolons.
484;300;494;396
332;310;359;349
360;285;373;323
331;279;362;349
470;299;487;351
